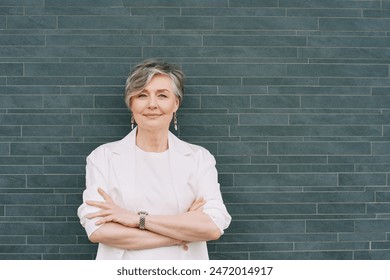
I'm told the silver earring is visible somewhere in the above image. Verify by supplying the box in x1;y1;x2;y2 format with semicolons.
174;112;178;131
131;115;135;130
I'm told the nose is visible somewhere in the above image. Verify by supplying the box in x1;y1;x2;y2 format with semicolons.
148;95;157;108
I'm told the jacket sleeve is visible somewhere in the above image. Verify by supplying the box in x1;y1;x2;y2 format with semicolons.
77;146;110;237
194;148;231;234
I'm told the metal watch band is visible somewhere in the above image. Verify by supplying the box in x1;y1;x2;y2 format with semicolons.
137;211;148;230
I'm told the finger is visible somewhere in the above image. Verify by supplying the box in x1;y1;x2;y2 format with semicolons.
95;217;108;225
97;187;113;203
86;209;111;219
188;198;202;211
190;198;206;211
86;200;110;209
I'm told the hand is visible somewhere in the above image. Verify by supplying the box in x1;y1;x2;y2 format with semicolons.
86;187;138;227
188;197;206;212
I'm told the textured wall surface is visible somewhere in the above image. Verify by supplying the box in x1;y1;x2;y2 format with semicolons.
1;0;390;260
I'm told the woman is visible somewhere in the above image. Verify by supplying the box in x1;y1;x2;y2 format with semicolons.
77;59;231;260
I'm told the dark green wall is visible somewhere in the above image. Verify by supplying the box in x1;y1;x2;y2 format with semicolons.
1;0;390;259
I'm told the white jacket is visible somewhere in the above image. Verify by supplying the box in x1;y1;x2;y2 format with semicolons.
77;128;231;259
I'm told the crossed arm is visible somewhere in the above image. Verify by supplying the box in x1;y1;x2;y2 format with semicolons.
85;188;221;251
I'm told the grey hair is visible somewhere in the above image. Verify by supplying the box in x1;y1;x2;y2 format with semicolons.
124;59;184;109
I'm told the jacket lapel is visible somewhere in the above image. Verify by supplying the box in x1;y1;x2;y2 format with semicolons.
111;129;137;211
167;132;194;212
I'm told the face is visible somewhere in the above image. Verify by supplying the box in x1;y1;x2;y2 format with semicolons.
130;74;179;131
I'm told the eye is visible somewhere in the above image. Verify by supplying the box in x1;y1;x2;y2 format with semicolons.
158;94;168;98
136;93;147;98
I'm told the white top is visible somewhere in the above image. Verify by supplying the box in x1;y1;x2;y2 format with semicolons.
77;129;231;260
122;147;195;259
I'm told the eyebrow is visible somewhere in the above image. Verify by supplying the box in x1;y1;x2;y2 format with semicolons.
142;88;171;93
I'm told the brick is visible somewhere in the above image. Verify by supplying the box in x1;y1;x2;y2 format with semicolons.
239;114;288;125
228;203;316;215
215;17;318;30
27;175;78;188
0;223;43;235
7;16;57;29
132;8;180;16
0;175;26;188
354;250;390;260
302;96;390;109
228;220;305;234
288;8;361;17
231;126;379;137
201;95;250;109
44;222;87;235
306;220;355;233
179;114;238;126
154;35;202;46
0;35;45;46
280;0;380;8
229;0;278;7
318;203;366;214
6;206;55;216
320;18;390;31
288;64;388;77
218;142;267;155
164;17;213;30
268;142;371;155
250;251;353;260
355;220;390;232
11;143;60;156
123;0;228;7
0;7;24;15
223;191;374;203
24;63;130;77
182;63;285;77
23;126;72;137
145;46;296;58
295;242;369;251
182;7;285;17
204;35;306;47
0;193;65;205
0;63;23;76
47;34;150;46
45;0;122;6
58;16;163;29
44;95;94;108
339;173;387;186
179;126;229;137
234;173;337;187
0;126;21;137
251;95;300;108
216;242;293;252
0;114;81;125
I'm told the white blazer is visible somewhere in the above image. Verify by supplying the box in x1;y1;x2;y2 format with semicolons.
77;128;231;260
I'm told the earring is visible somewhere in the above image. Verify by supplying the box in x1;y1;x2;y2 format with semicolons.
174;112;178;131
131;115;135;130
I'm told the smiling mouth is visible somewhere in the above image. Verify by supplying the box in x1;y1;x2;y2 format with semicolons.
144;114;162;117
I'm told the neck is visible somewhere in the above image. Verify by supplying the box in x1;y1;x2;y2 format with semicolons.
135;127;169;153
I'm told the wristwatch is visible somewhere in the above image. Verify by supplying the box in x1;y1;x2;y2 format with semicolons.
137;211;148;230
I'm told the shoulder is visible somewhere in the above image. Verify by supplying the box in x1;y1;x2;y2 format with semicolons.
87;140;120;162
175;136;216;165
87;131;134;161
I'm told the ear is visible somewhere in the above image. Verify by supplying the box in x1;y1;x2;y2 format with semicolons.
174;97;180;111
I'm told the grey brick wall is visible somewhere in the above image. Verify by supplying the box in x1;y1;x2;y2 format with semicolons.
1;0;390;260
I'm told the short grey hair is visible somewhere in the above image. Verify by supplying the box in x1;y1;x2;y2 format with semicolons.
124;59;184;109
